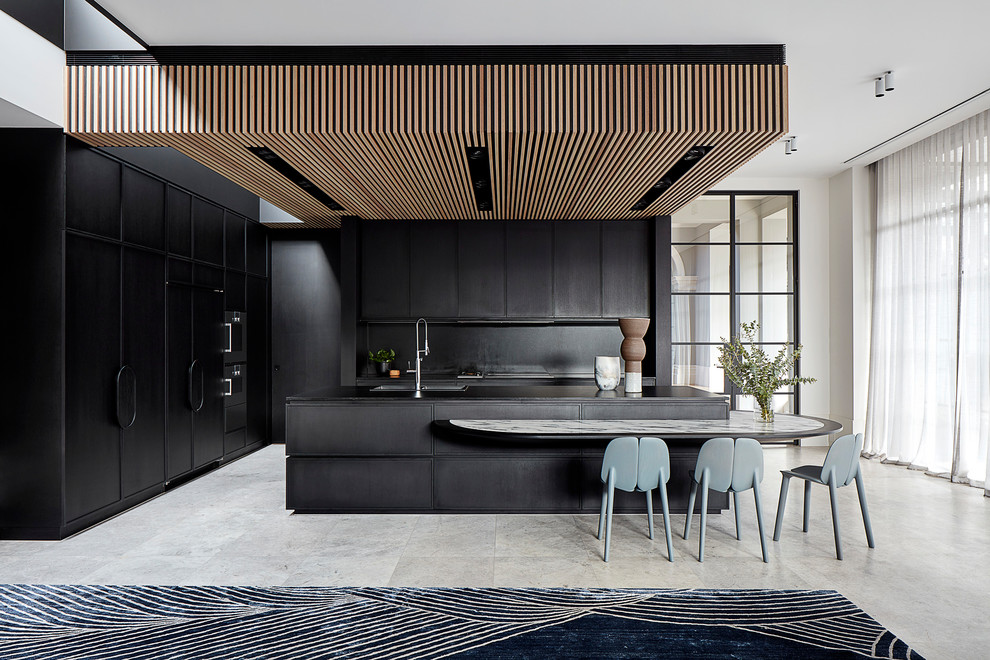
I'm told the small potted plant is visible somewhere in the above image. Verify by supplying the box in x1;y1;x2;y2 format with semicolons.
717;321;816;426
369;348;396;376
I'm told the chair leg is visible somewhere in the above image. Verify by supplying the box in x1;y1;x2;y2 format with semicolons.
827;477;843;560
855;469;875;549
753;482;768;563
773;474;791;542
684;481;698;540
733;491;742;540
658;480;674;562
803;481;812;532
604;468;616;562
698;472;710;562
646;489;655;540
597;489;607;540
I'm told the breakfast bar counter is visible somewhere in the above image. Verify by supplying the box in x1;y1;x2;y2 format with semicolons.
285;384;833;515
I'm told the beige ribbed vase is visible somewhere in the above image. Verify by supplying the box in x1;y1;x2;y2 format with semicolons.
618;317;650;393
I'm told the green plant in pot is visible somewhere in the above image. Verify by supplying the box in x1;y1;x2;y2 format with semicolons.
716;321;816;425
369;348;396;376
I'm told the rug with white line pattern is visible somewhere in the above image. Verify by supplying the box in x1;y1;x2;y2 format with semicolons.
0;585;923;659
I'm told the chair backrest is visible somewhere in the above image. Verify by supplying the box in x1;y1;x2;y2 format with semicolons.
694;437;734;492
636;437;670;491
730;437;764;491
821;433;862;487
601;436;639;492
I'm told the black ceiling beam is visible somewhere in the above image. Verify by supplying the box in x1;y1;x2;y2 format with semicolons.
67;44;785;66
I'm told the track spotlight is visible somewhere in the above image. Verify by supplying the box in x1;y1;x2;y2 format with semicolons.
789;136;797;152
884;71;895;92
875;78;885;98
784;139;792;155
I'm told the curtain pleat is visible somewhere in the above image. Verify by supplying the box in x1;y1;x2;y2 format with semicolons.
865;108;990;496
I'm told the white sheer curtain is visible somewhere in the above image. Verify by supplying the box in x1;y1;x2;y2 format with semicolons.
865;109;990;496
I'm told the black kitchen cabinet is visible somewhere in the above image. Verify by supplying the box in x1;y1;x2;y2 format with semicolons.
122;167;165;251
506;221;553;317
2;135;269;541
166;282;225;479
246;219;268;277
66;146;120;240
120;248;166;497
225;211;246;271
192;197;224;266
64;234;122;522
361;221;410;318
225;270;246;312
458;222;505;317
167;187;192;257
603;221;650;318
193;283;225;467
410;222;458;317
554;221;602;317
245;275;269;448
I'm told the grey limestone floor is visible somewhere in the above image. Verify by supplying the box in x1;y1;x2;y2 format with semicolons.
1;444;987;659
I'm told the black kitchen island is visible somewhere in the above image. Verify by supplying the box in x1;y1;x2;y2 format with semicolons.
286;383;739;514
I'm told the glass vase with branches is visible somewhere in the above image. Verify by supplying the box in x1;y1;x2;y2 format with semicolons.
716;321;816;424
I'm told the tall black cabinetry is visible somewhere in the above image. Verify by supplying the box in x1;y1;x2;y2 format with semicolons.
64;236;168;523
0;132;269;540
166;281;225;480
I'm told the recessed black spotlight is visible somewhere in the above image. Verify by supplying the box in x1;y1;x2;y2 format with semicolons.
247;146;345;212
465;146;494;212
630;146;713;212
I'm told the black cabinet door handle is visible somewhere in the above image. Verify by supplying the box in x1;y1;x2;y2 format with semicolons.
188;359;204;412
116;365;137;429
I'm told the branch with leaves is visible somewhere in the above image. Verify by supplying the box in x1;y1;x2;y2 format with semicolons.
716;321;816;420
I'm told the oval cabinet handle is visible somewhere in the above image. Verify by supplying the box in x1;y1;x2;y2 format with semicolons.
188;359;204;412
116;365;137;429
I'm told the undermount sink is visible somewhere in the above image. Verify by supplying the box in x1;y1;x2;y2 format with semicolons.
371;383;468;392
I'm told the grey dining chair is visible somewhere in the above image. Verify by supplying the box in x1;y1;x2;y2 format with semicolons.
772;432;875;560
597;436;674;562
683;437;769;563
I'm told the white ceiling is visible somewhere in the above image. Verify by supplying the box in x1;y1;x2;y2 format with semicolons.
94;0;990;179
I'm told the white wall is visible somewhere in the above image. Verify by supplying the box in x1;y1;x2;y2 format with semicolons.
0;11;64;127
712;174;832;444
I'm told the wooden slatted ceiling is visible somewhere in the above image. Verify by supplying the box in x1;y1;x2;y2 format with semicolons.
66;63;787;228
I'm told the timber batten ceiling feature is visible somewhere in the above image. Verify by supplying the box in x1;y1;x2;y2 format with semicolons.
66;51;787;228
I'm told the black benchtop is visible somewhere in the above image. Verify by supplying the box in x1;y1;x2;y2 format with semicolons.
287;384;728;402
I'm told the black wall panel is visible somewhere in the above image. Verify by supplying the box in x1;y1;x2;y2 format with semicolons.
271;232;340;443
0;129;65;534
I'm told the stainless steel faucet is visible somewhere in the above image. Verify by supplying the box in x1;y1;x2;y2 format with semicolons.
408;317;430;390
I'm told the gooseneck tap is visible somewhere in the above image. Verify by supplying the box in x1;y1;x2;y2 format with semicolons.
409;318;430;390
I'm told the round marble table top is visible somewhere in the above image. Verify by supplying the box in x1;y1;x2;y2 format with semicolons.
439;411;841;442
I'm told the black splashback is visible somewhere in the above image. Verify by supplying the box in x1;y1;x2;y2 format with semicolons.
362;323;625;377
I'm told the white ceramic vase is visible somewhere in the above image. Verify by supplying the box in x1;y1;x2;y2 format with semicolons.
595;356;620;391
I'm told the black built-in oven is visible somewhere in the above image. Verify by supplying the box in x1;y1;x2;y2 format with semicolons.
224;311;246;364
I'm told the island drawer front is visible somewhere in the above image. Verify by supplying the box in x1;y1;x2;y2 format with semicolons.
582;402;729;420
286;458;432;511
286;404;433;455
434;458;583;511
434;403;581;420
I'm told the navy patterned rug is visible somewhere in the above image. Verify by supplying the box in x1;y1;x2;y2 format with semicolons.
0;585;923;659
